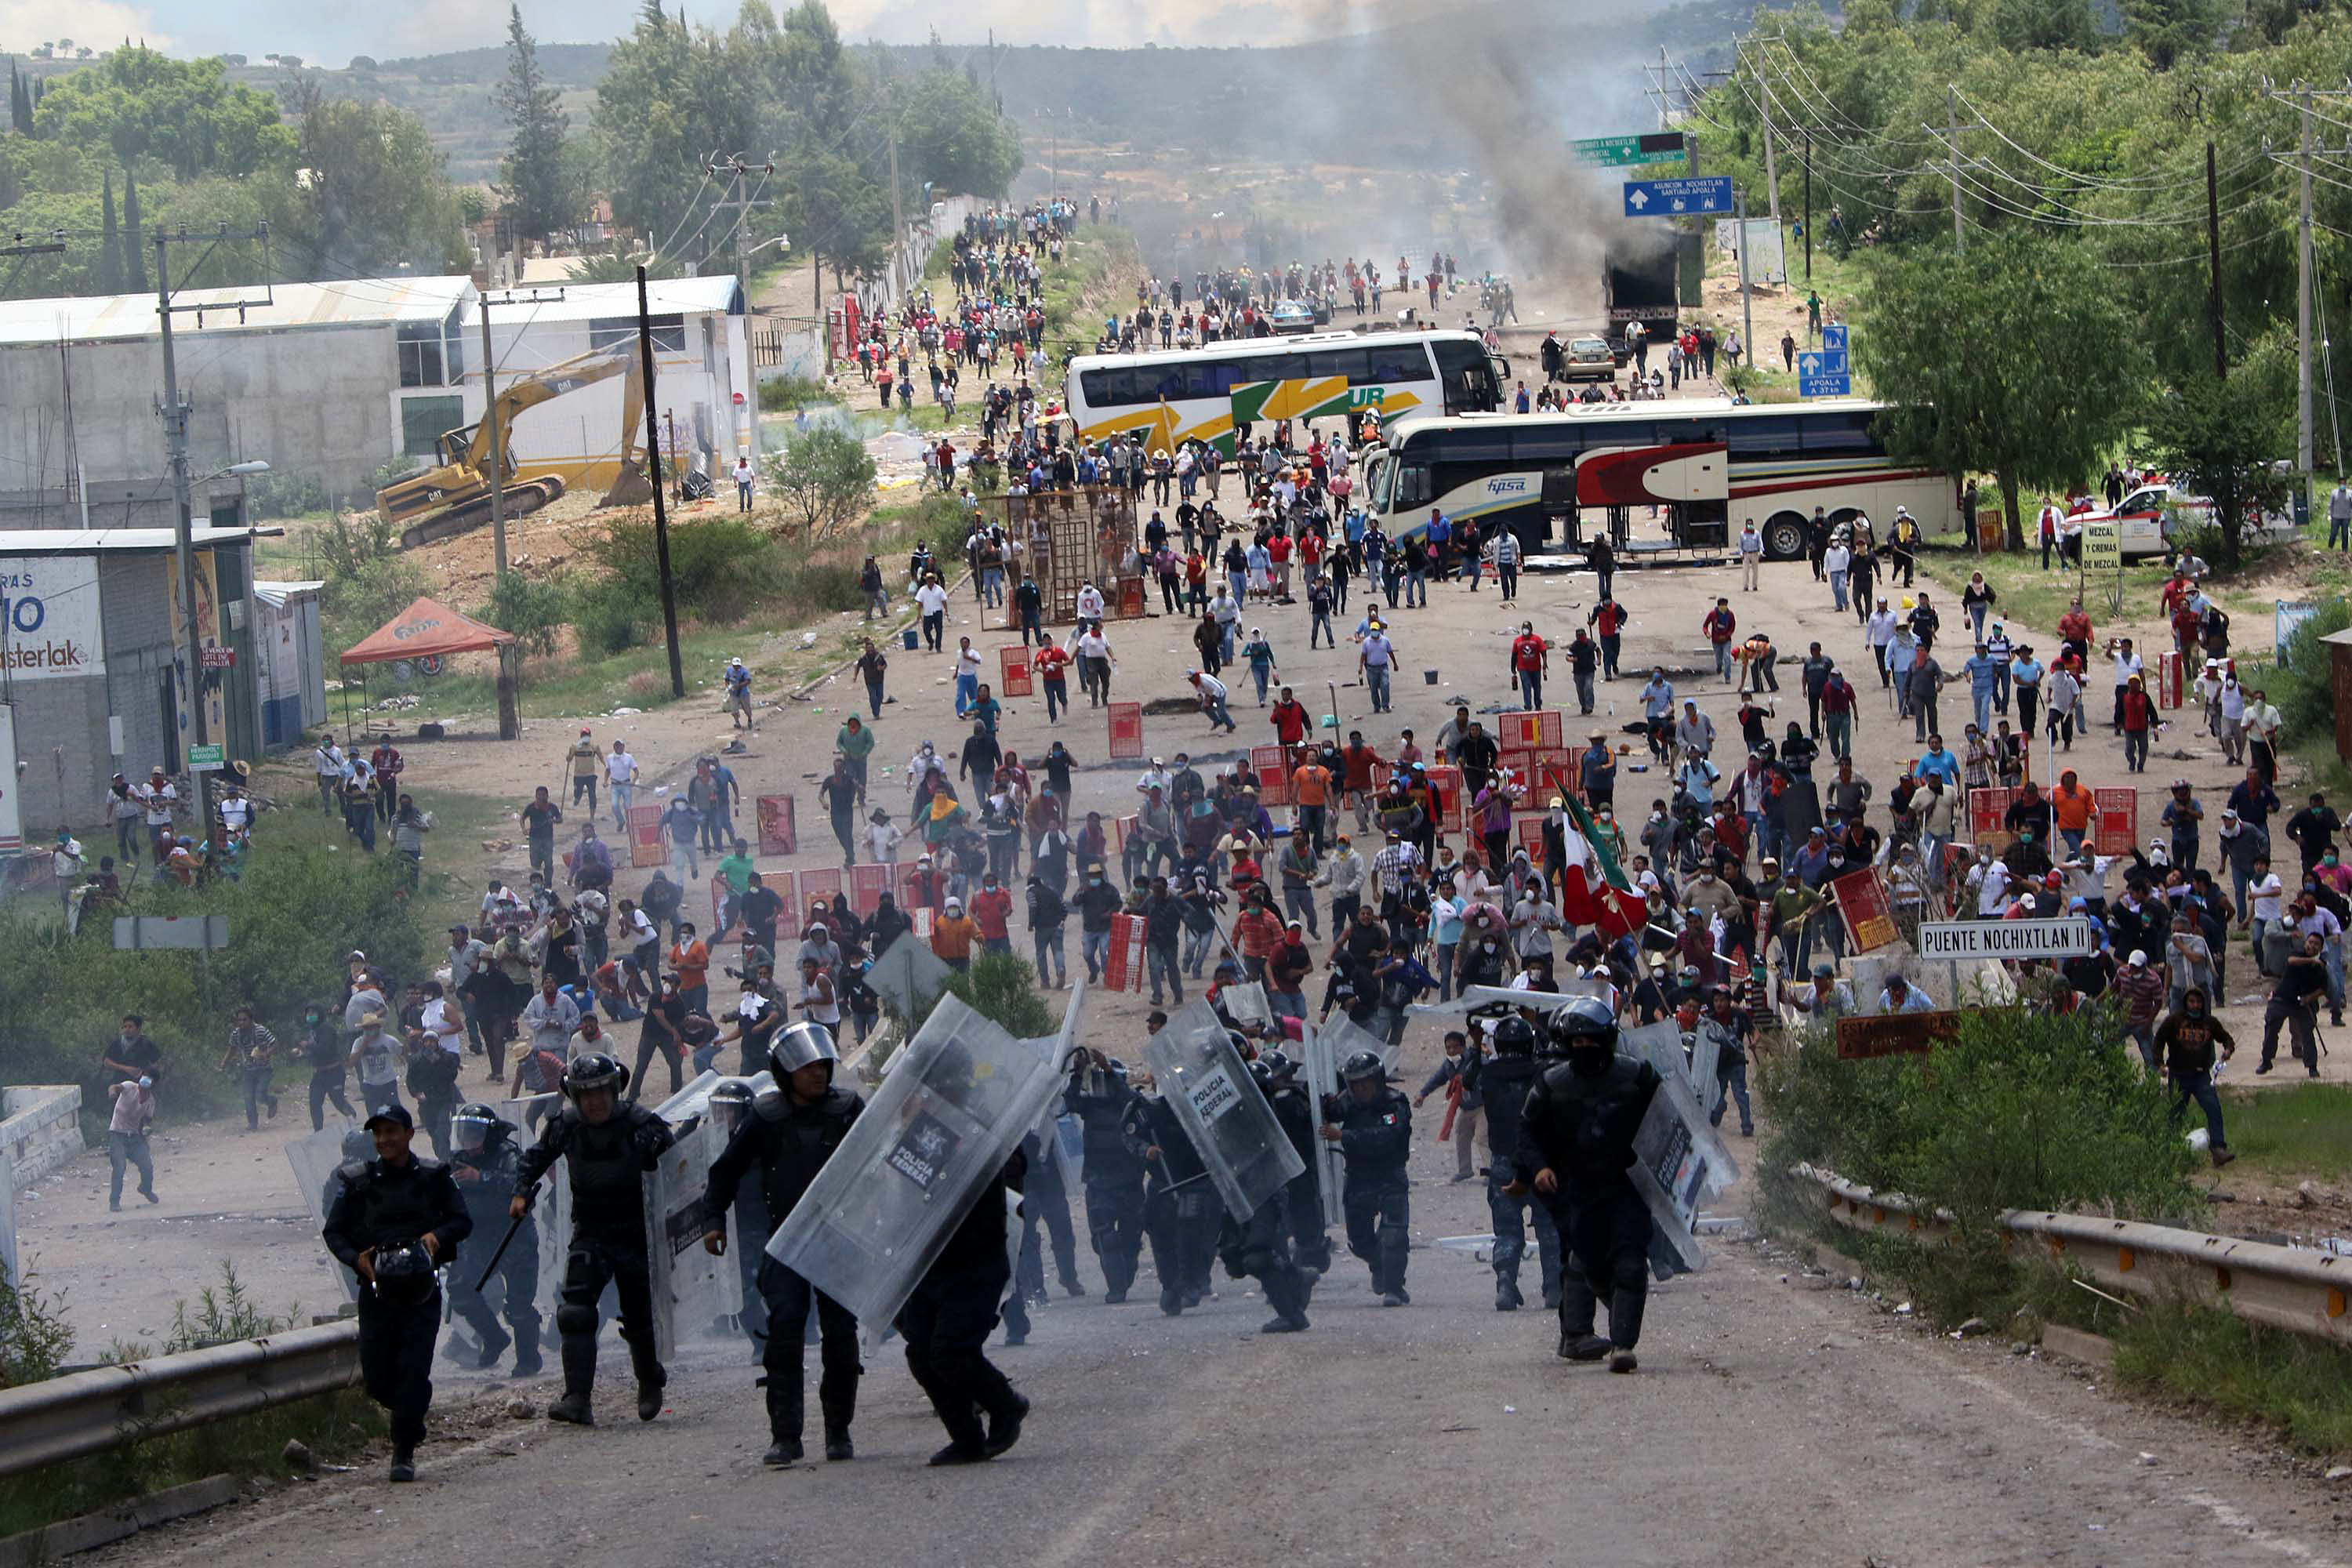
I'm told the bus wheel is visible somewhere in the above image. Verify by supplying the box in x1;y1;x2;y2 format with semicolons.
1762;512;1808;561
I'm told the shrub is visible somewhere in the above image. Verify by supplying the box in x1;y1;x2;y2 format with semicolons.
757;373;829;412
2253;597;2352;749
475;570;570;659
0;1261;74;1389
1757;1003;2200;1240
569;575;643;655
938;951;1058;1038
242;469;332;521
586;514;783;622
761;424;877;537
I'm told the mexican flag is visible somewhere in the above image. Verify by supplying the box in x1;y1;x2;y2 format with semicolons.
1557;795;1646;939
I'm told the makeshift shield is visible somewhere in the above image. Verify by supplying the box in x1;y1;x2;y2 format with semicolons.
867;931;955;1020
642;1117;735;1357
1628;1063;1740;1276
1143;1000;1305;1223
1218;980;1274;1034
652;1069;723;1127
764;993;1065;1328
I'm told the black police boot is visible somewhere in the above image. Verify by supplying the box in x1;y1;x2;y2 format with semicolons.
1608;1350;1640;1374
1559;1333;1611;1360
389;1446;416;1483
928;1439;992;1466
511;1340;543;1377
1495;1276;1523;1312
983;1393;1029;1457
763;1437;804;1466
638;1378;666;1421
546;1392;593;1425
1260;1312;1308;1333
1105;1287;1128;1305
824;1427;855;1462
1159;1286;1183;1316
476;1325;513;1369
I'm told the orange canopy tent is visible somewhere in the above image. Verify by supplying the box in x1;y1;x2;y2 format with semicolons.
338;596;516;666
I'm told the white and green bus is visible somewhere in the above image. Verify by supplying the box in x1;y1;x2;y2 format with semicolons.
1064;328;1508;459
1360;398;1965;559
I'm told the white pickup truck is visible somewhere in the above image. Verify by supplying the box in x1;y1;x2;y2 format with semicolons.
2067;482;2296;560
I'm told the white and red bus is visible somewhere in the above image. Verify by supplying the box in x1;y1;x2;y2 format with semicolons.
1359;398;1965;559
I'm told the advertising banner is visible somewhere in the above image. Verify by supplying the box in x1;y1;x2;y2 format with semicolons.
0;554;103;682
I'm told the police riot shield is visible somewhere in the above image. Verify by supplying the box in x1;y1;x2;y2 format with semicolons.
1409;985;1575;1019
1298;1022;1348;1230
1685;1021;1725;1118
867;931;954;1020
1218;980;1274;1034
653;1069;722;1127
500;1094;571;1334
1143;1000;1305;1223
285;1127;365;1304
1621;1020;1691;1096
764;993;1066;1329
1628;1062;1741;1276
641;1116;734;1359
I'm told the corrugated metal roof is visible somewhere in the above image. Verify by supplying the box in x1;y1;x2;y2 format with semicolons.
474;274;742;324
0;526;286;554
253;579;326;607
0;278;474;347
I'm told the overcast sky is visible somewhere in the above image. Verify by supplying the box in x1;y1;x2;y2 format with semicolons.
1;0;1382;64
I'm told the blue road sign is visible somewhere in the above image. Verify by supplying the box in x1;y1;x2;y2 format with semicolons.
1795;348;1850;378
1822;322;1849;350
1798;372;1853;397
1621;176;1734;217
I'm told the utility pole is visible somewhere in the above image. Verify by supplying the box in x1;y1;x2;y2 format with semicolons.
887;114;907;300
1803;129;1813;285
1735;191;1755;385
154;223;269;826
2206;140;2227;382
706;153;773;470
1755;53;1781;221
1947;85;1965;252
637;265;685;701
2299;81;2315;474
478;305;506;579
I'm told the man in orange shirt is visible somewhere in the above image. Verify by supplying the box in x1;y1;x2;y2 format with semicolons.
931;896;979;969
1291;753;1334;851
669;923;710;1015
2050;768;2100;856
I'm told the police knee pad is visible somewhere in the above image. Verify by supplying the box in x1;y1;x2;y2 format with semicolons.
555;1302;599;1337
1610;1253;1650;1294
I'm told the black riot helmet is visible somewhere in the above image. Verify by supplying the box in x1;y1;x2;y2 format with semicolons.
562;1051;629;1098
1258;1048;1298;1083
1548;995;1620;1074
1247;1057;1275;1090
339;1126;376;1164
370;1238;437;1305
1229;1029;1258;1059
1489;1016;1538;1058
710;1077;756;1133
1340;1049;1386;1084
451;1102;506;1153
770;1021;840;1082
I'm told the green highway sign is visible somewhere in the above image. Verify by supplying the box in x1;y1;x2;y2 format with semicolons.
187;742;225;771
1570;132;1688;167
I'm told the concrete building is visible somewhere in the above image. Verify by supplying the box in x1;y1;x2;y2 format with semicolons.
0;523;276;845
0;273;753;504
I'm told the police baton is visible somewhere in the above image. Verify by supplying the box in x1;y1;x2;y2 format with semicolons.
472;1180;540;1293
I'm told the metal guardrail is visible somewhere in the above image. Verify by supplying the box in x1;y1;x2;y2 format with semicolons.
0;1322;360;1480
1794;1163;2352;1347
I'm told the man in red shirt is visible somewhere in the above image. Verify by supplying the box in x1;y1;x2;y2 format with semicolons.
1702;598;1738;684
1819;666;1858;761
1587;596;1628;679
1509;622;1549;710
1269;686;1311;756
1033;641;1071;724
1340;730;1386;833
970;873;1015;953
2119;673;2155;774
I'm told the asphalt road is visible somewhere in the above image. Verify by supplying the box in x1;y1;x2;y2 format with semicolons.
88;1138;2352;1568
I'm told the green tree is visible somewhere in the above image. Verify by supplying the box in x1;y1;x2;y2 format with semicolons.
9;61;31;133
1858;232;2150;549
96;167;120;292
280;75;469;276
760;424;875;536
120;164;143;291
896;65;1022;198
2121;0;2230;67
30;46;294;180
497;2;579;245
2142;361;2296;572
593;1;750;260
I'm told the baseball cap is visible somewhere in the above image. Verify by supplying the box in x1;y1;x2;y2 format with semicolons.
2127;949;2147;967
364;1105;415;1132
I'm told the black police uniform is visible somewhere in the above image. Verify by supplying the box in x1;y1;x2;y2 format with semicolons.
1515;1052;1664;1352
515;1102;677;1412
1014;1128;1082;1301
711;1152;772;1349
321;1152;471;1454
1266;1076;1330;1272
446;1120;542;1371
701;1083;864;1453
1466;1046;1562;1309
1327;1083;1412;1298
1062;1062;1146;1301
1123;1094;1217;1313
896;1145;1029;1460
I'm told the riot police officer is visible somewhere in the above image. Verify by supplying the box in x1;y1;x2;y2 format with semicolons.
1062;1051;1145;1302
898;1130;1029;1465
445;1102;543;1374
321;1105;471;1483
1258;1049;1329;1273
1507;996;1663;1373
701;1023;864;1466
1323;1048;1411;1305
513;1051;677;1424
1123;1076;1216;1315
1217;1058;1313;1333
706;1078;771;1348
1467;1015;1561;1312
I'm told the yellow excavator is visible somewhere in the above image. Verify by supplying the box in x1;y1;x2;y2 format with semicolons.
378;336;658;548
